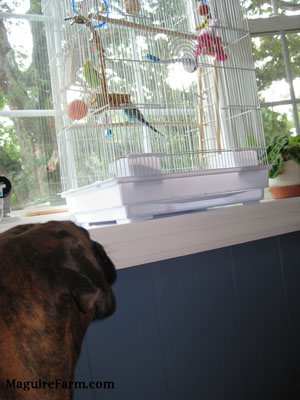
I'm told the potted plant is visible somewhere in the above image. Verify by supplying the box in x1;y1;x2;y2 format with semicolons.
267;134;300;199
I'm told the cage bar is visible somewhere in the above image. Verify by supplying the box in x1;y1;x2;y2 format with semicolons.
42;0;269;224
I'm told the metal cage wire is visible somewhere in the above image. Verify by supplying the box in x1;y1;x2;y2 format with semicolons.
42;0;267;193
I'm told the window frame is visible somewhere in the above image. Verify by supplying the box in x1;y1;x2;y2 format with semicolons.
249;13;300;136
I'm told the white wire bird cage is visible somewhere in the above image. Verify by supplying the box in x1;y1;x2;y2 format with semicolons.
42;0;269;224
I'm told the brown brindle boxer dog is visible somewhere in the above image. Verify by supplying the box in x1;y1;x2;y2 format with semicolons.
0;221;117;399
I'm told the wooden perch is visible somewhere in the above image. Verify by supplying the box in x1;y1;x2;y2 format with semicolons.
197;67;204;165
27;208;68;216
85;19;108;97
88;13;199;40
213;59;221;151
70;121;201;130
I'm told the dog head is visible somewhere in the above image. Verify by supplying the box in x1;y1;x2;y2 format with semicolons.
0;221;117;396
0;221;117;325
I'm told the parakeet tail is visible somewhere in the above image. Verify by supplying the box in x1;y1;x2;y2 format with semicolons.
144;121;163;136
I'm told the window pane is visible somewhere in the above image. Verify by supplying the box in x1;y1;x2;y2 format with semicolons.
0;13;60;209
286;33;300;99
298;104;300;134
261;105;294;140
0;116;62;209
0;0;42;15
277;0;300;16
244;1;274;19
2;17;52;110
252;35;290;102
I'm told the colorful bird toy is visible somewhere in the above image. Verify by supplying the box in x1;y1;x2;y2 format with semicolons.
71;0;109;28
195;20;228;62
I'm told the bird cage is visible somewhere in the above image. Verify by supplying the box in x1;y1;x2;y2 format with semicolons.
42;0;269;224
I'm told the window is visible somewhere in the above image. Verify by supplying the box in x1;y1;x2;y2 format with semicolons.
248;1;300;139
0;1;62;209
0;0;299;211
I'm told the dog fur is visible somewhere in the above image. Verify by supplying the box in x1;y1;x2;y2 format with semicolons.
0;221;117;399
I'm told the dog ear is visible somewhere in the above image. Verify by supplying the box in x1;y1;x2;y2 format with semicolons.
92;242;117;285
59;268;101;313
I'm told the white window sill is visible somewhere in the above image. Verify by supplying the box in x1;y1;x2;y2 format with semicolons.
1;196;300;270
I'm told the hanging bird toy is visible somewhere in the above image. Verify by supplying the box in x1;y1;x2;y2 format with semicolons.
71;0;109;28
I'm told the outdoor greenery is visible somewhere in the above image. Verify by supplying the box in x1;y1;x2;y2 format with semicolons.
267;134;300;178
246;0;300;16
0;123;21;177
261;107;294;141
251;32;300;139
0;0;60;208
252;34;300;93
0;0;299;208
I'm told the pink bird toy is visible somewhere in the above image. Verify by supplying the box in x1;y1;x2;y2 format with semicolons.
195;19;228;62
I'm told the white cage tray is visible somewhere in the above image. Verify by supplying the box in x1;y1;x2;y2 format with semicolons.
62;166;270;225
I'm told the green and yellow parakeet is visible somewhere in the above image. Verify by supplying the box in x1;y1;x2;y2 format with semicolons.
82;59;102;88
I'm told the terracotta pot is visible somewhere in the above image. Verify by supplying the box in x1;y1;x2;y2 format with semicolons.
269;160;300;200
269;185;300;200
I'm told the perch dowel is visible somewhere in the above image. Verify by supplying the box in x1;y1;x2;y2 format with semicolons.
200;102;216;109
85;20;108;97
202;85;215;93
202;119;216;125
88;14;199;40
27;209;68;216
200;70;215;77
213;59;221;152
64;121;200;132
197;67;205;166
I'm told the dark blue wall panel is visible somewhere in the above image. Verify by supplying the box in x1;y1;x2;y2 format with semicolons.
74;339;95;400
231;237;295;400
80;264;168;400
75;230;300;400
278;231;300;395
151;247;246;400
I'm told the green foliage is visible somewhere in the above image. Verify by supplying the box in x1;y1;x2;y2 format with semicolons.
252;33;300;94
245;1;300;17
0;122;41;206
245;1;273;17
0;92;6;109
261;107;293;141
12;157;49;207
252;33;300;91
0;1;21;13
0;123;22;176
267;134;300;178
288;136;300;164
252;36;284;92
